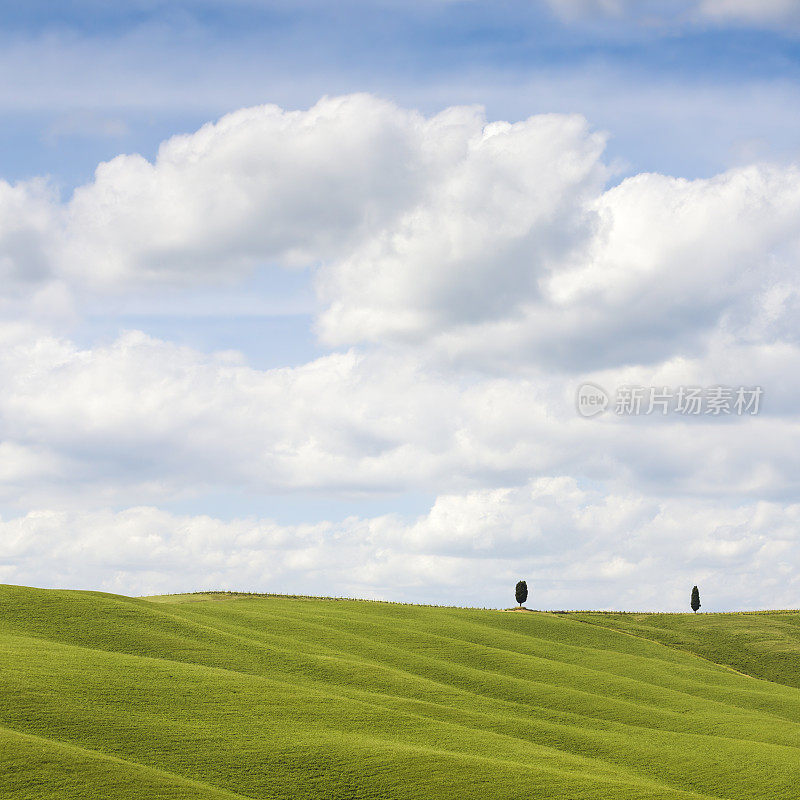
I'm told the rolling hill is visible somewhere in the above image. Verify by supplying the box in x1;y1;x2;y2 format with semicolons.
1;584;799;799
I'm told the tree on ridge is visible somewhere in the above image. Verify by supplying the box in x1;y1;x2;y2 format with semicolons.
515;580;528;608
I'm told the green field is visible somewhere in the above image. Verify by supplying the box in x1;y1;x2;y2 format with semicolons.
1;585;799;799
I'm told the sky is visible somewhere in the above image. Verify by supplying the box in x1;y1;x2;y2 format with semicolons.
2;0;800;610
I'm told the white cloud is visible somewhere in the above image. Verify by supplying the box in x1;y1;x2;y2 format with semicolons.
61;95;484;287
0;324;798;513
2;479;798;611
4;95;797;377
3;95;800;606
4;98;610;337
317;158;800;373
316;112;607;345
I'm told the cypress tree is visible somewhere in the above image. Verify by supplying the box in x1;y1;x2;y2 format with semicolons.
691;585;701;613
515;580;528;608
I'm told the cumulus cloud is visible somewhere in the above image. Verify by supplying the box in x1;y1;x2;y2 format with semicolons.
0;324;797;513
536;164;800;366
5;95;800;374
7;98;609;346
316;113;607;344
60;95;487;286
2;478;798;611
316;160;800;371
3;94;800;605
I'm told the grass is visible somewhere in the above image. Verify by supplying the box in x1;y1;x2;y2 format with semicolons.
569;610;800;688
0;585;799;798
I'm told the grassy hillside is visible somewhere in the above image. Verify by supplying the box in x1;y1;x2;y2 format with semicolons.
569;610;800;689
1;586;800;799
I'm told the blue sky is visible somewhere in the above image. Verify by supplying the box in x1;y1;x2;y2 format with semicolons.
2;0;800;608
5;0;800;365
3;0;800;187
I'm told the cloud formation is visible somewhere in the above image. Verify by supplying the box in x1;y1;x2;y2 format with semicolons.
1;321;798;514
5;95;800;375
2;94;800;608
3;479;798;611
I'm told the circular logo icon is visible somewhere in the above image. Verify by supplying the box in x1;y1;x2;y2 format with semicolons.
576;382;609;417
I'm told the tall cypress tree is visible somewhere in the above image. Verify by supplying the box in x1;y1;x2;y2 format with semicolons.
690;585;701;613
515;580;528;608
